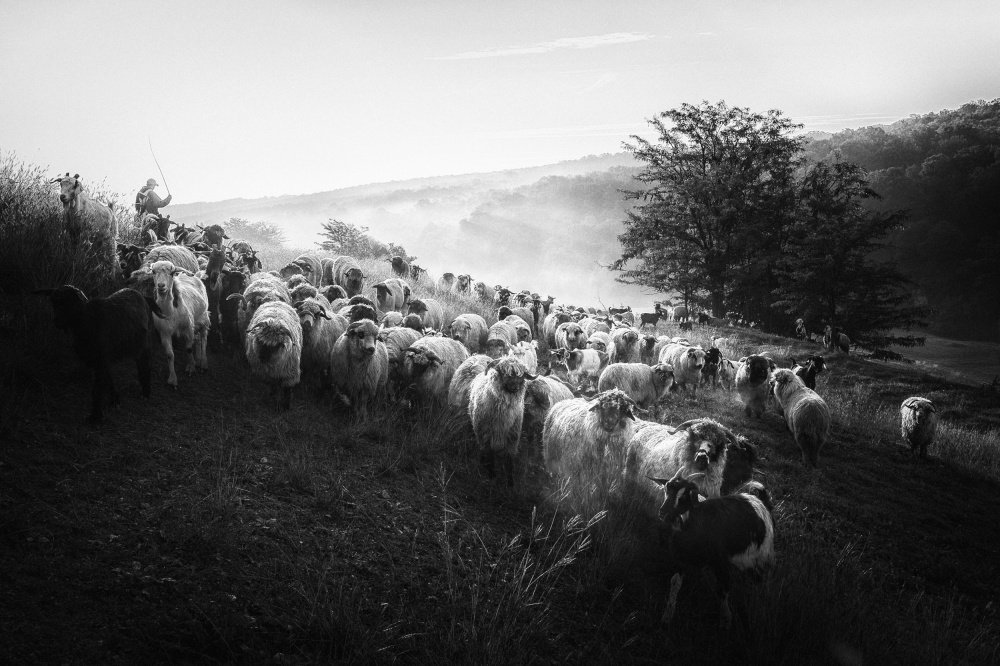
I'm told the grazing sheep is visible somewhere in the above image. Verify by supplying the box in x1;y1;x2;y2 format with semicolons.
485;320;519;359
609;327;641;364
597;363;674;415
406;298;446;331
555;322;587;351
469;357;537;484
542;389;639;501
436;272;456;292
329;319;389;415
246;300;302;409
736;355;774;419
447;354;492;412
510;341;539;373
297;297;348;390
771;369;831;467
333;255;366;297
790;354;826;390
389;255;410;278
650;469;775;629
50;173;117;245
373;278;411;313
625;419;736;518
900;397;937;459
453;273;473;294
660;342;706;396
449;313;489;354
149;260;210;387
473;280;495;304
400;336;471;405
34;286;162;424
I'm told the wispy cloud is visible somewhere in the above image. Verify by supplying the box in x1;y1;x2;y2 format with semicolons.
430;32;654;61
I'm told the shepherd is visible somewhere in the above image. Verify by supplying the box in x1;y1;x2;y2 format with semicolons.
135;178;172;217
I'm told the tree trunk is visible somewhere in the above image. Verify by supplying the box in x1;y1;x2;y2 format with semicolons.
712;291;725;319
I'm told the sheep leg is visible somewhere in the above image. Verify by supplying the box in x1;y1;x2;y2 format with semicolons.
714;566;733;629
662;572;684;625
159;330;178;387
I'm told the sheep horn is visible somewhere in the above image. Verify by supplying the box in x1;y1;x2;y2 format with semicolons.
646;475;670;487
675;419;699;431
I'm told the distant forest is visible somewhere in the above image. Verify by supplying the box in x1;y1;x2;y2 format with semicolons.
802;100;1000;341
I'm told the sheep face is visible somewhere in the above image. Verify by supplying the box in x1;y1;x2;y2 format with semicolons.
653;469;706;525
456;274;472;292
343;267;365;294
322;285;348;301
402;347;441;383
345;320;380;358
903;398;935;426
53;173;80;205
683;347;706;371
652;364;676;395
587;338;607;353
488;357;536;393
745;355;772;384
296;300;330;336
588;389;638;432
676;419;735;472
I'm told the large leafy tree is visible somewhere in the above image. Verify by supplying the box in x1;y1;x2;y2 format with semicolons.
317;218;393;259
614;101;803;317
773;159;930;349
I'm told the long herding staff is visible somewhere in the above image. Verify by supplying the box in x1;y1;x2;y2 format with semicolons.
147;135;171;195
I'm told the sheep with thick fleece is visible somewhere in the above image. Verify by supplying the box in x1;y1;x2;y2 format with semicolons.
149;260;210;386
771;369;831;467
900;397;937;458
333;255;365;297
140;244;200;273
246;300;302;409
610;327;641;364
373;278;410;313
510;341;539;373
597;363;674;413
523;376;575;441
469;357;537;484
504;314;532;342
406;298;446;331
400;336;470;405
473;281;495;304
450;313;489;354
329;319;388;415
736;355;774;419
543;311;574;348
379;326;424;393
296;297;348;390
51;173;117;245
587;331;612;354
447;354;492;411
292;253;324;286
35;285;162;424
485;320;519;359
624;418;736;519
717;358;740;391
659;342;706;396
543;389;639;501
555;322;587;350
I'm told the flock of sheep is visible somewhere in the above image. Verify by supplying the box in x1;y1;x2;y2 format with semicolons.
35;196;942;629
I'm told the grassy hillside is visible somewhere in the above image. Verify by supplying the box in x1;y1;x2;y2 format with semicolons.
3;246;1000;665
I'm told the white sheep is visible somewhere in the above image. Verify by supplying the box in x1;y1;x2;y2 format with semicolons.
436;272;456;292
246;300;302;409
452;273;473;294
555;322;587;350
542;389;639;504
522;375;575;441
447;354;492;412
449;313;489;354
400;336;471;405
373;278;411;313
406;298;446;331
469;357;537;484
379;326;424;394
609;327;641;364
473;281;495;304
900;397;937;458
659;342;706;396
140;244;200;273
543;311;574;348
586;331;612;354
149;260;210;387
550;347;609;389
735;355;774;419
485;320;519;359
329;319;388;416
597;363;674;416
296;297;348;390
771;368;831;467
510;341;539;373
332;255;366;297
50;173;117;245
718;358;740;391
624;418;736;519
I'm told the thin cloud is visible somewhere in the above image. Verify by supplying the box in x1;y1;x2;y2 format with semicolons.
430;32;654;60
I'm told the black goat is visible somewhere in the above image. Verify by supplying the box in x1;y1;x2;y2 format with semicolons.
34;286;162;424
791;354;827;390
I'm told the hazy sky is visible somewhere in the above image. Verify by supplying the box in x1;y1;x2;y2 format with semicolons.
2;0;998;203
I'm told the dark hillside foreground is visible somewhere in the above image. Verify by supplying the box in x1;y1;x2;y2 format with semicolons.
889;332;1000;388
